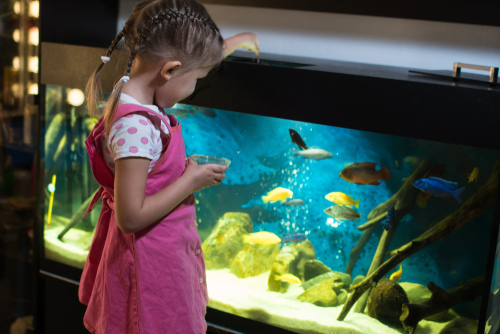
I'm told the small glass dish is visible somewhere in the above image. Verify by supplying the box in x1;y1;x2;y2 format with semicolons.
191;155;231;166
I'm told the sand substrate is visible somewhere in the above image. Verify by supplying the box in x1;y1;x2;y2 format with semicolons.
206;269;478;334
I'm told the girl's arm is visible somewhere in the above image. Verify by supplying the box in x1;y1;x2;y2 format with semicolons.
223;32;260;58
114;157;227;234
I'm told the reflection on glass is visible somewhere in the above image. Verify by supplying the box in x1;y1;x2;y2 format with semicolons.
43;85;102;269
43;91;499;334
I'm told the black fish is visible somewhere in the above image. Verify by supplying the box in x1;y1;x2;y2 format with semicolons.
289;129;308;150
384;206;396;231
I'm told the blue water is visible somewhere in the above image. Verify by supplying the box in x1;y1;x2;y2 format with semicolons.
175;104;498;317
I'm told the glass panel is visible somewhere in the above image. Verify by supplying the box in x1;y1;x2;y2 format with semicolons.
41;93;499;333
0;0;38;332
175;103;499;334
43;85;104;269
485;229;500;334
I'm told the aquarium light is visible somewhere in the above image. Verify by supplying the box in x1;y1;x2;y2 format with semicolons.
29;83;38;95
12;29;20;43
47;175;57;226
12;56;20;71
29;56;38;73
29;1;39;18
67;88;85;106
29;27;38;46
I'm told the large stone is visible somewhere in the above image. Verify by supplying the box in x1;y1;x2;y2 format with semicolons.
291;240;316;281
332;271;352;287
301;272;342;290
298;277;344;307
351;275;365;289
268;246;298;293
304;259;332;281
367;280;409;328
337;289;348;305
202;212;253;269
400;282;455;322
230;243;280;278
268;240;317;293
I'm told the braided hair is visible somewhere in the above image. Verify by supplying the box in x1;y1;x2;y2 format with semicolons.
86;0;224;135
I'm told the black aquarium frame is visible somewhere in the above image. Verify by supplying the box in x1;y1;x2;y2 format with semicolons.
38;42;500;334
200;0;500;27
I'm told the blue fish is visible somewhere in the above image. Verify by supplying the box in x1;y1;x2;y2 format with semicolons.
413;177;465;203
281;232;307;244
384;206;396;231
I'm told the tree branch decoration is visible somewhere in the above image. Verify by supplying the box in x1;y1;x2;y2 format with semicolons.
338;157;500;322
400;275;485;334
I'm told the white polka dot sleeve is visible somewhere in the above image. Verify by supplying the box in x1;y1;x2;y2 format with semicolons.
102;114;166;173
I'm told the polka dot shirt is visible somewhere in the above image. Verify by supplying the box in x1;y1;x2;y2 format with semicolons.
101;93;170;173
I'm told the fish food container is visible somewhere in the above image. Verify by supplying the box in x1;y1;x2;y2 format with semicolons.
191;155;231;166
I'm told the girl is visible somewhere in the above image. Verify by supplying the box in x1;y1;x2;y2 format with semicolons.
79;1;259;333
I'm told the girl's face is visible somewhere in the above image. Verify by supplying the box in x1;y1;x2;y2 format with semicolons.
154;66;212;109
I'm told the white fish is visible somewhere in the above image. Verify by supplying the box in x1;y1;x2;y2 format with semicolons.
292;147;333;161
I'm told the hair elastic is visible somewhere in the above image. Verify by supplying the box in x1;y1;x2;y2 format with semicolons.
120;76;130;83
101;56;110;63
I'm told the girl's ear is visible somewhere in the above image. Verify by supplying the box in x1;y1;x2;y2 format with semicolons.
160;61;182;81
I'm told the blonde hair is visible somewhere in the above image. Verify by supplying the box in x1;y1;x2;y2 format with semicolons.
86;0;224;134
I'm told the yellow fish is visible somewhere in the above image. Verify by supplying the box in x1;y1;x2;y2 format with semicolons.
262;187;293;204
395;160;399;168
468;167;478;183
325;192;360;208
274;274;301;284
390;265;403;281
242;231;281;246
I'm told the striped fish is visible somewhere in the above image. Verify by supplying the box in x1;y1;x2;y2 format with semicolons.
384;206;396;231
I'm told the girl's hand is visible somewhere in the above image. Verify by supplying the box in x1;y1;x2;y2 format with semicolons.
224;32;260;57
182;157;228;192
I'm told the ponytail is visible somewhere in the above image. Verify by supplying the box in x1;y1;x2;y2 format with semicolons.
103;47;138;135
85;29;126;127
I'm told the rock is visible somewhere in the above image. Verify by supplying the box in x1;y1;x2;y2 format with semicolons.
292;240;316;281
298;277;344;307
400;282;431;304
268;246;298;293
400;282;454;322
268;240;317;293
304;259;332;281
366;280;409;328
230;243;280;278
439;317;479;334
202;212;253;269
332;271;352;287
301;272;342;290
351;275;365;289
337;289;348;305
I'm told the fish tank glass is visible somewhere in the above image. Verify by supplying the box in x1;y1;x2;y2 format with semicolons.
42;85;499;334
485;229;500;334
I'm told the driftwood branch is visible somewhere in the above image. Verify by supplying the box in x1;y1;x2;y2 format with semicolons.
57;188;100;240
345;161;431;276
338;157;500;321
400;275;485;334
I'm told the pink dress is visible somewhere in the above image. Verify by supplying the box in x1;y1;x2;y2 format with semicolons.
79;104;209;334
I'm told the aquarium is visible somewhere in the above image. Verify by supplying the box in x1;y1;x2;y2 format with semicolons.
42;81;499;334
